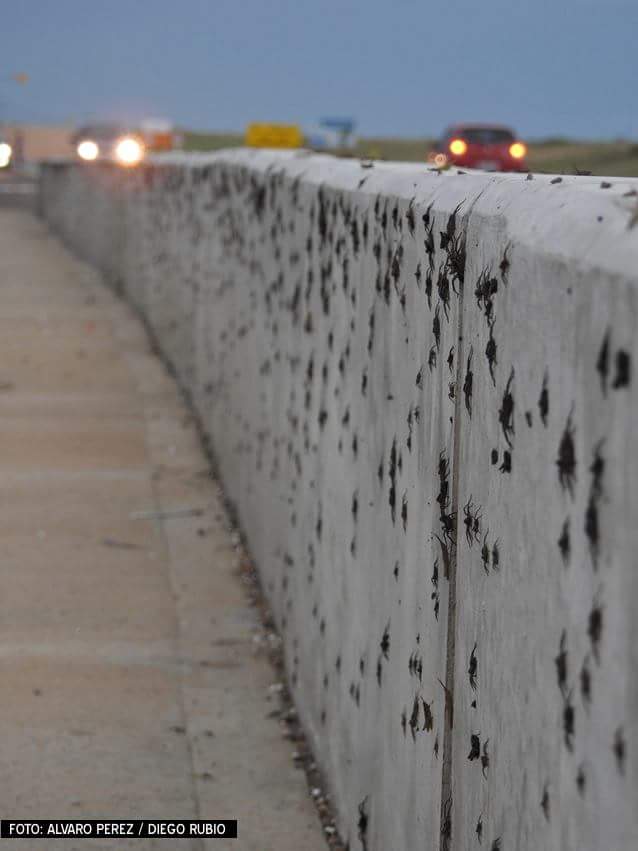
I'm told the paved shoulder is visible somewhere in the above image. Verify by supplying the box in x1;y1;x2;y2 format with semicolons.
0;210;325;851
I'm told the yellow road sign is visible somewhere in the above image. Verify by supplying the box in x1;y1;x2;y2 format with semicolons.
245;123;303;149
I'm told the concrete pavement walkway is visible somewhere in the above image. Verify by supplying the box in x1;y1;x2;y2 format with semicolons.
0;209;326;850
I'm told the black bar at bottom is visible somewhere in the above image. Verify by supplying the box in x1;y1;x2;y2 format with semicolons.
0;821;238;839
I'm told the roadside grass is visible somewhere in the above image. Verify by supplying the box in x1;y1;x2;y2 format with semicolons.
183;131;638;177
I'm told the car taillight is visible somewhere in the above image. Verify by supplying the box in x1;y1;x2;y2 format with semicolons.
449;138;468;156
509;142;527;159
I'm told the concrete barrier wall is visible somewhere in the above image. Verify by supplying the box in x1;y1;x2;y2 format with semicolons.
40;154;638;851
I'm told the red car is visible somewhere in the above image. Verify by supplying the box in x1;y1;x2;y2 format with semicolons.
429;124;528;172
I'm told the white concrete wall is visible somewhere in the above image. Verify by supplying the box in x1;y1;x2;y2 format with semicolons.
40;153;638;851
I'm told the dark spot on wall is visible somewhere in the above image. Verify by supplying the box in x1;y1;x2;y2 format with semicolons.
358;797;369;851
422;699;434;732
468;643;478;691
409;695;420;741
612;349;631;389
463;347;474;417
576;765;586;796
425;269;433;308
486;321;497;386
557;411;576;497
491;540;500;571
433;305;441;351
588;597;603;663
558;518;570;565
555;630;568;696
468;732;481;760
481;739;489;777
596;330;610;395
388;439;397;524
499;244;510;282
541;784;550;821
498;369;515;448
613;727;626;776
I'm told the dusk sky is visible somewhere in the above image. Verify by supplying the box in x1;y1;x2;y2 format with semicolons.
2;0;636;139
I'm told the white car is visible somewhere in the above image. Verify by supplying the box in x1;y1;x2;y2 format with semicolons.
71;124;145;166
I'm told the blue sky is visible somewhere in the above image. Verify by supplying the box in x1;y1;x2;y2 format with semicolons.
2;0;637;139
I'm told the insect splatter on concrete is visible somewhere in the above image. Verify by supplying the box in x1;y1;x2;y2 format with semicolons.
612;349;631;389
358;796;369;851
499;244;510;282
492;539;500;571
555;630;568;696
563;690;575;751
576;764;586;796
557;410;577;497
481;739;490;777
558;518;570;565
541;783;550;821
481;532;490;574
380;622;390;660
440;202;462;251
486;320;498;386
409;695;420;741
468;732;481;760
463;497;482;547
469;643;478;691
498;368;515;447
539;371;549;426
613;727;626;776
463;347;473;417
433;305;441;351
580;656;592;707
588;594;604;664
422;699;434;732
596;329;610;395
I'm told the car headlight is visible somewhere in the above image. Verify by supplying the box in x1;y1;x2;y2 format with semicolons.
114;136;144;166
449;138;468;156
509;142;527;159
0;142;12;168
77;140;99;161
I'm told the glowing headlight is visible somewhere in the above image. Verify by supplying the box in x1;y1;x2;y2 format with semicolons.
0;142;12;168
449;138;468;156
509;142;527;159
115;136;144;166
77;140;99;161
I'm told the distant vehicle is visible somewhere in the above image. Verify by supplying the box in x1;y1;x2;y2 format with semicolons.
139;119;181;152
0;136;12;169
71;124;146;166
429;124;528;172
